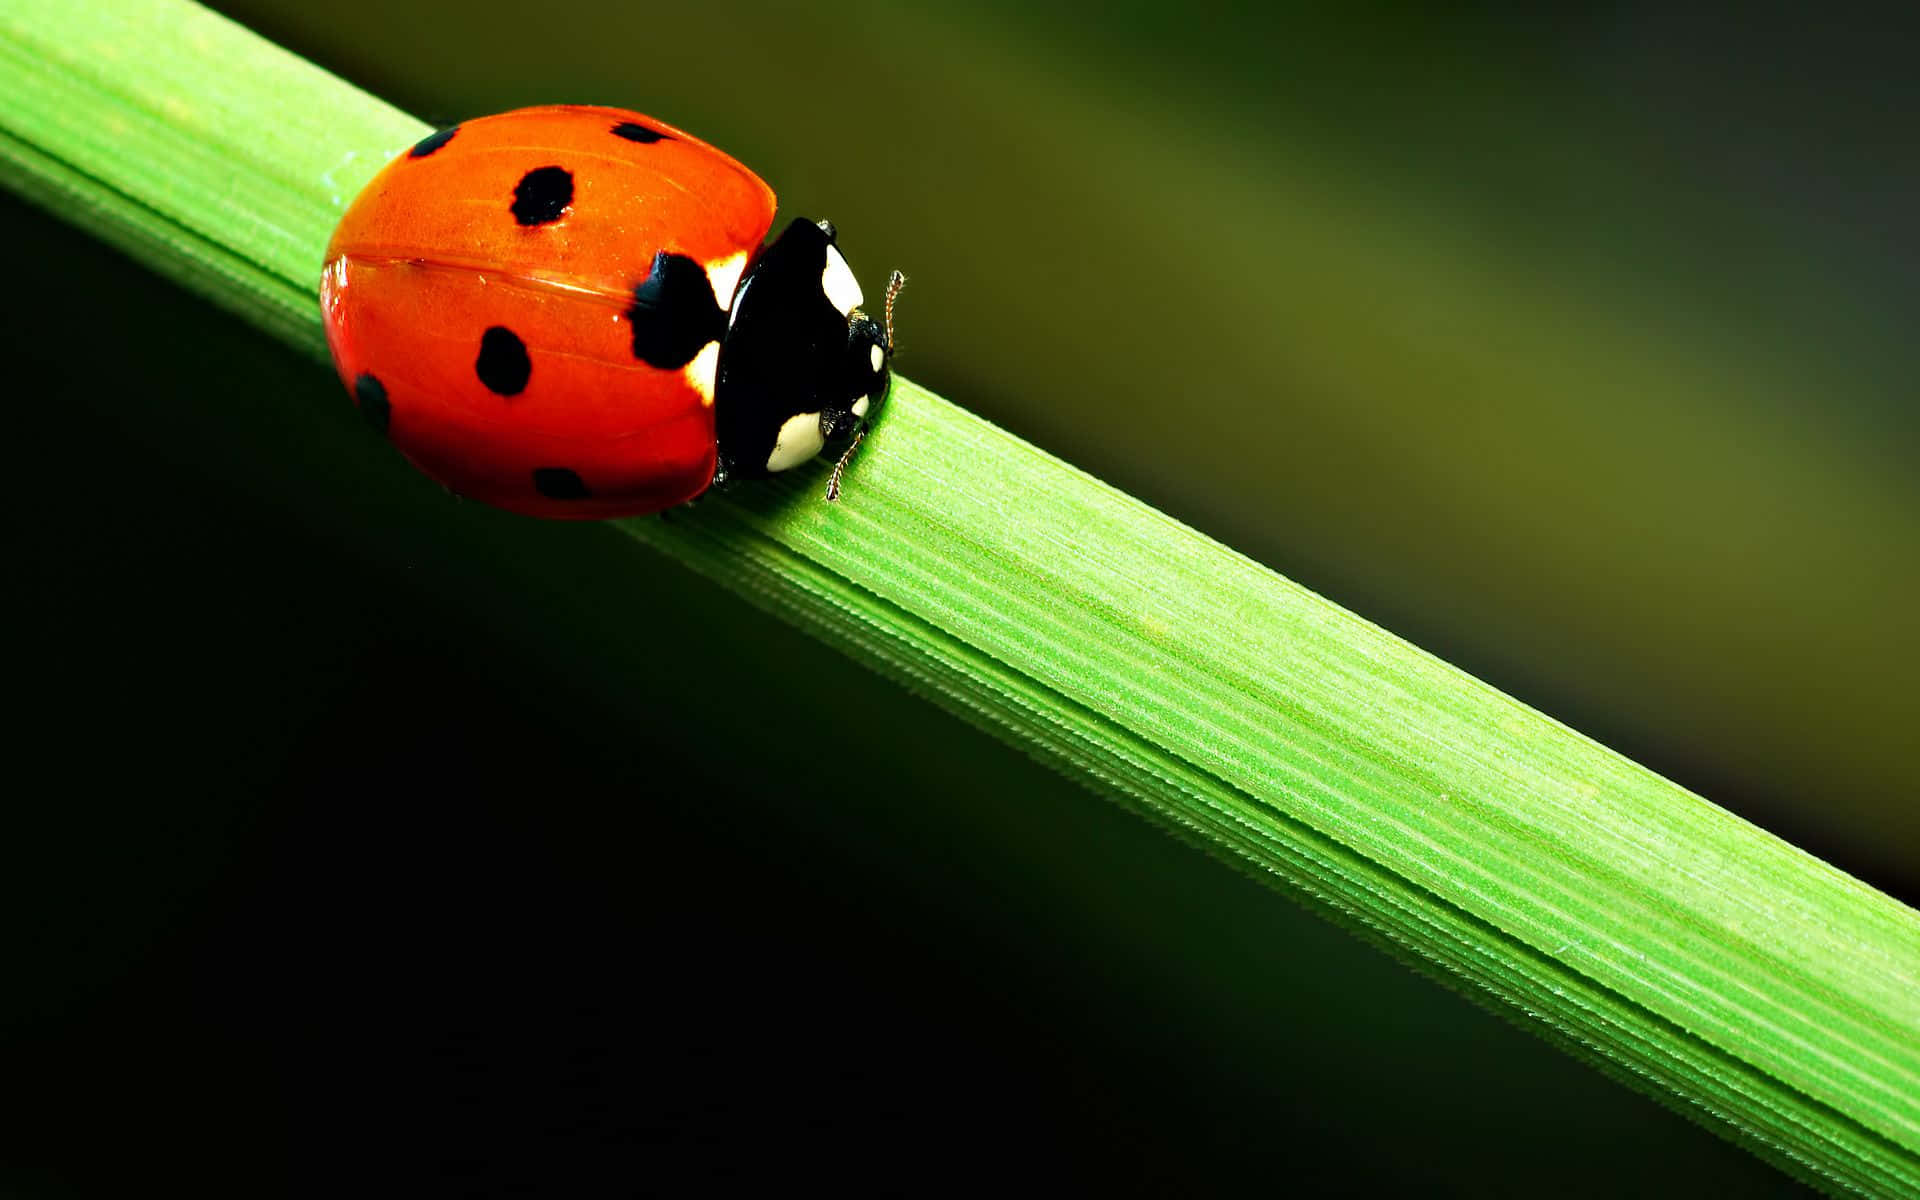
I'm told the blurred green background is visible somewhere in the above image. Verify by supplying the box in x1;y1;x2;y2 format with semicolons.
5;0;1914;1193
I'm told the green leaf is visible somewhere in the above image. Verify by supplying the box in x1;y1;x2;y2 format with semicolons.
4;1;1916;1192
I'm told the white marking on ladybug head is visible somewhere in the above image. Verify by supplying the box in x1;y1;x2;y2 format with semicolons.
705;251;748;313
821;245;863;317
851;395;871;419
682;340;720;407
868;343;884;373
766;411;826;472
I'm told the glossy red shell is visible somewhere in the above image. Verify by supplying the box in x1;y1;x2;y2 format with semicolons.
320;106;777;518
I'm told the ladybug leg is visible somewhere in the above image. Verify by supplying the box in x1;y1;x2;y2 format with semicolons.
662;453;737;521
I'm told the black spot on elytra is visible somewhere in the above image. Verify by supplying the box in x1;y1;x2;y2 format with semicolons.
511;166;573;226
532;468;592;500
626;251;725;369
611;121;671;144
353;373;390;435
409;126;459;158
475;327;532;395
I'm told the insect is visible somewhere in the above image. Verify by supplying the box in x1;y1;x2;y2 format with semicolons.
319;105;903;519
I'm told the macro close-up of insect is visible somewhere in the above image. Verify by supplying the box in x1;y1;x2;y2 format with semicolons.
321;105;906;518
3;1;1917;1196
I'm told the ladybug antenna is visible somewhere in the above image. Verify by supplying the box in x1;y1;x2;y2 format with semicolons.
825;425;866;503
826;271;905;504
883;270;907;351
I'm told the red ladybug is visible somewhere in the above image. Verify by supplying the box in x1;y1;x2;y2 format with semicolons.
319;105;900;519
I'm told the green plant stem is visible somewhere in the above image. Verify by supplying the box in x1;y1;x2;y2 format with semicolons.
3;1;1916;1192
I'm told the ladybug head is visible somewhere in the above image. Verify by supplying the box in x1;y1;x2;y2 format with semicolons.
713;219;902;496
819;269;908;499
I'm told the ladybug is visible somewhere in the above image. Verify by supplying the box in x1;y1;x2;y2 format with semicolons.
319;105;902;519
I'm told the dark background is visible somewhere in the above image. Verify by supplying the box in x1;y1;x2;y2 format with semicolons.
5;0;1915;1194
